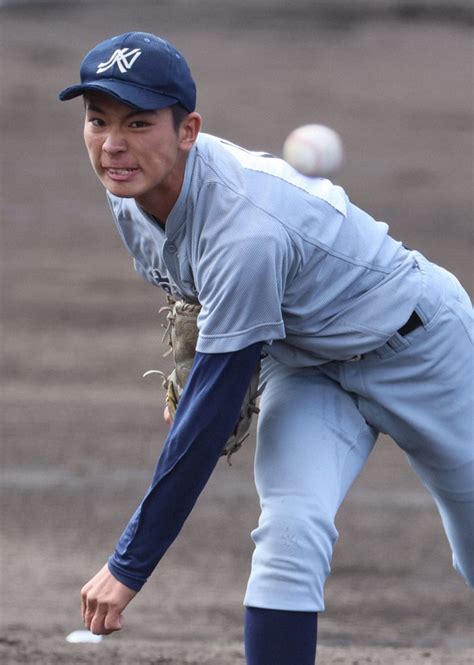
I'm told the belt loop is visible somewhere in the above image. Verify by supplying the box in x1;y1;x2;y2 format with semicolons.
397;310;423;337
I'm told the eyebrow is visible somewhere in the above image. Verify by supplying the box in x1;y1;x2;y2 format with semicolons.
85;102;156;118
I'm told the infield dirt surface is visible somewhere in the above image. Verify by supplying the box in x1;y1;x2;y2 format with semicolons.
1;2;473;664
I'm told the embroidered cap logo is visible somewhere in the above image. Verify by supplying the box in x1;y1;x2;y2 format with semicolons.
96;48;142;74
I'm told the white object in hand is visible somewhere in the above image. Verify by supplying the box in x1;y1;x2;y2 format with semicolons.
66;630;103;644
282;124;344;177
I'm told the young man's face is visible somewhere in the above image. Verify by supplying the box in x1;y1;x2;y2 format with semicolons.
83;91;190;207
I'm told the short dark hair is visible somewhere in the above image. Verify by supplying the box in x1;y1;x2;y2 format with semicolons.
170;103;189;131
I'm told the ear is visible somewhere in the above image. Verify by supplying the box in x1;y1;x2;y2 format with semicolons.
179;112;202;153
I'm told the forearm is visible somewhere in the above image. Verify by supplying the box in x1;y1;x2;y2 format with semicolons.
108;342;263;591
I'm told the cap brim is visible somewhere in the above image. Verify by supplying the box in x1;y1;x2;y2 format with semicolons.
58;79;180;111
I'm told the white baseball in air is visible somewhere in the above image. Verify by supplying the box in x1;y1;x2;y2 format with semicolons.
282;124;344;177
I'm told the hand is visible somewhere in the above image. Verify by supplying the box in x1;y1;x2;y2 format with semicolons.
163;404;172;425
81;563;137;635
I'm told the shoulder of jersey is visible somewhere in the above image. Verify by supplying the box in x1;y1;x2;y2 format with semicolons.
196;133;347;216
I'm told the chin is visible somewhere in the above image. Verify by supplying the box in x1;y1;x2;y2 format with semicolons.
107;187;135;198
108;190;137;199
102;181;140;199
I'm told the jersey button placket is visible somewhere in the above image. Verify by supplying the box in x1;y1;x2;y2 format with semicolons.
163;241;182;291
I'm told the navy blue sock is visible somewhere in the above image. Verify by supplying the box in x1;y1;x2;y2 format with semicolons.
244;606;318;665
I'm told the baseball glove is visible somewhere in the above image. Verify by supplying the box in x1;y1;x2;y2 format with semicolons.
144;297;264;464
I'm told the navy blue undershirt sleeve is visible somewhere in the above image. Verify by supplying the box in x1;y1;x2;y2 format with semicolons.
108;341;263;591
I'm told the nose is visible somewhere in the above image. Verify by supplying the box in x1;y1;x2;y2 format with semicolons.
102;131;127;154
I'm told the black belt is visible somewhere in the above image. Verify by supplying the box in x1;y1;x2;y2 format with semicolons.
397;310;423;336
347;310;423;362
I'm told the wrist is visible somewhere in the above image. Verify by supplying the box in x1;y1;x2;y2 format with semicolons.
107;556;147;593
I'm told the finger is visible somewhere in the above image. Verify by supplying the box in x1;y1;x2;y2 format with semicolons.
90;605;124;635
104;610;124;633
84;607;95;630
84;596;97;630
89;603;109;635
163;405;172;425
80;584;90;623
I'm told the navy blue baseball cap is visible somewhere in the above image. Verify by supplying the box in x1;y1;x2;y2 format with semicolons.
58;32;196;112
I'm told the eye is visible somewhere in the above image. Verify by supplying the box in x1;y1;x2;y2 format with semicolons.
88;117;105;127
129;120;150;128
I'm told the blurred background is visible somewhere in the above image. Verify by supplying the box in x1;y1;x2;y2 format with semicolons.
1;1;473;663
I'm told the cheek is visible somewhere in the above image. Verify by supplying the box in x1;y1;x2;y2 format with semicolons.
84;135;101;168
145;138;179;170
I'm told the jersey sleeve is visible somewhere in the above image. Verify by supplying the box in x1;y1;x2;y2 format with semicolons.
195;225;292;353
107;342;263;591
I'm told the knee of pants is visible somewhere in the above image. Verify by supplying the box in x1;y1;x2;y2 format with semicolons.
435;499;474;588
440;498;474;588
453;554;474;588
244;511;338;612
415;464;474;589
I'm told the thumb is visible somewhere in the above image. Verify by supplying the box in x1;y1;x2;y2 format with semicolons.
104;612;125;632
163;405;172;425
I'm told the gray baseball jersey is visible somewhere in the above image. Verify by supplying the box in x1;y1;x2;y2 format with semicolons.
108;132;421;364
106;131;474;604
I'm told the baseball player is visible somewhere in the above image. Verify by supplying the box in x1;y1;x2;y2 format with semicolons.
59;32;473;664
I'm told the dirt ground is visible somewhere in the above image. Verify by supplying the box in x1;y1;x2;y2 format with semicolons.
1;1;473;664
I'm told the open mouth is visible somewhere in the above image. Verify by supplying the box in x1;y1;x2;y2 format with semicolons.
104;167;139;175
103;166;140;181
